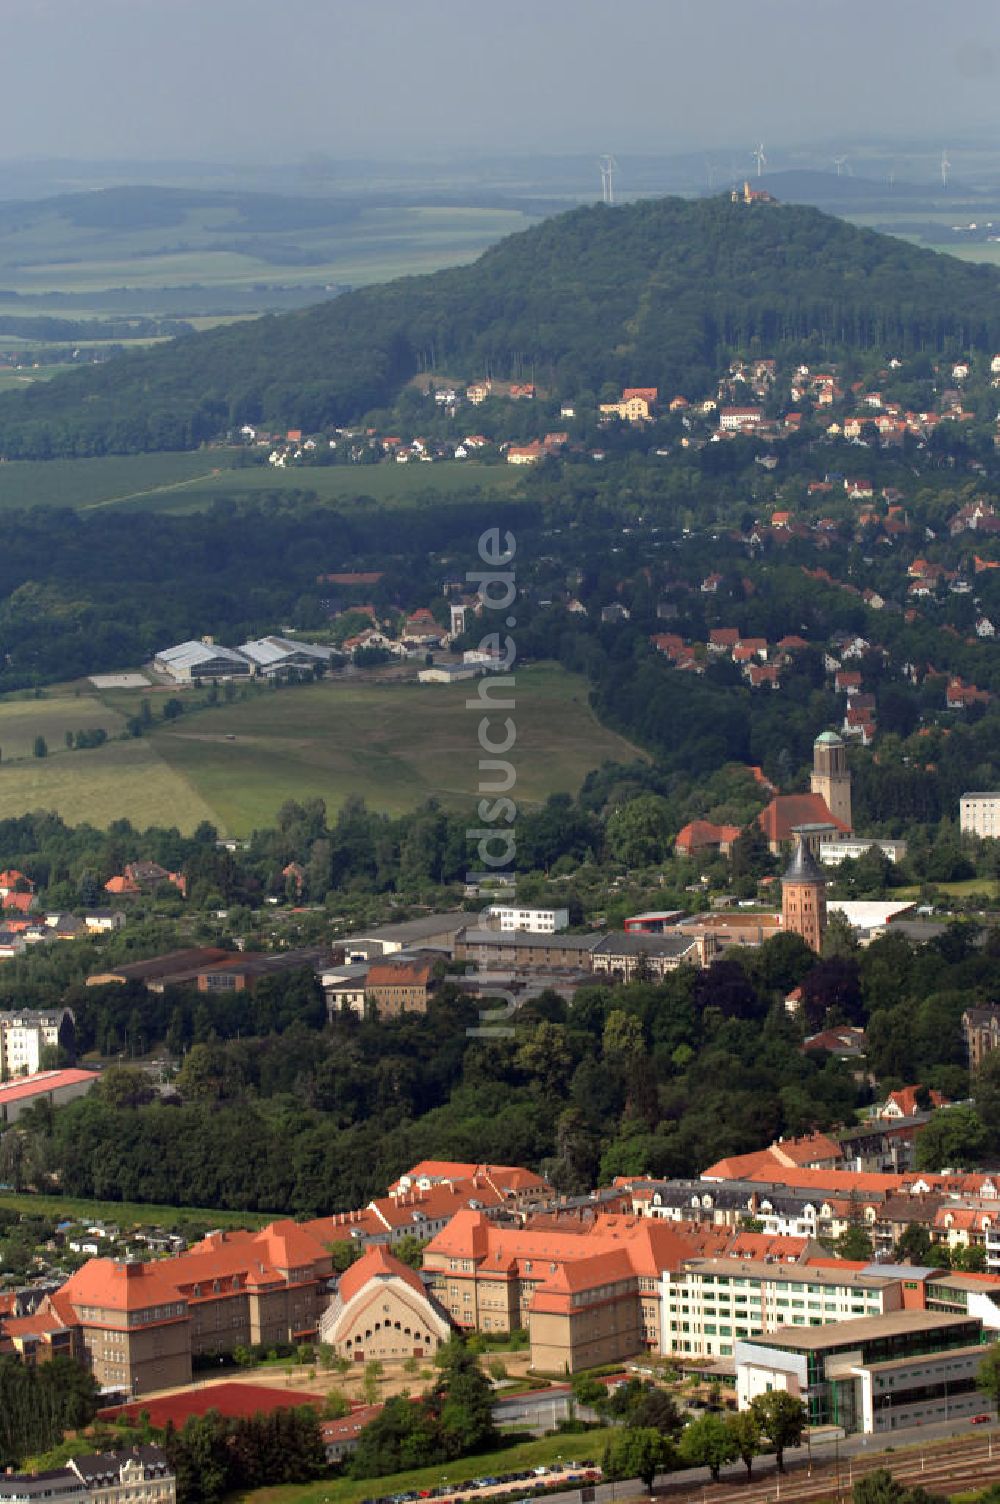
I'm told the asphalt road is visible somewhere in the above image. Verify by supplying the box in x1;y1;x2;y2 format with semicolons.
534;1415;1000;1504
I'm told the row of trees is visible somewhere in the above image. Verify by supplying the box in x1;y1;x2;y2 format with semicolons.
162;1406;325;1504
0;1355;99;1467
602;1389;806;1488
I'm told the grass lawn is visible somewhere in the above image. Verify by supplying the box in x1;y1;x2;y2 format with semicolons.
245;1429;617;1504
0;453;525;515
0;1189;274;1230
894;878;1000;900
143;664;642;834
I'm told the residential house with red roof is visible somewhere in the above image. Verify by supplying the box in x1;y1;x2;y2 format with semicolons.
708;627;741;652
104;863;186;900
600;388;657;422
674;820;741;858
876;1086;950;1119
719;406;763;431
506;440;547;465
747;662;781;688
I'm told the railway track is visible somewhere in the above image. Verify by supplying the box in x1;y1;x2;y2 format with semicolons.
652;1432;1000;1504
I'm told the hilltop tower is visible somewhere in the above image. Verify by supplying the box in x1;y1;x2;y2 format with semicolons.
782;837;828;954
811;729;852;832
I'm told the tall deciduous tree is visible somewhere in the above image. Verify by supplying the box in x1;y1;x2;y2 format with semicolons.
679;1412;739;1482
727;1410;761;1481
749;1391;806;1473
603;1427;674;1491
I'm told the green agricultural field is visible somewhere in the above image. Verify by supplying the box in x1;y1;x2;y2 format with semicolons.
0;692;126;760
0;1190;274;1230
118;458;527;514
146;664;641;834
0;734;220;831
0;451;237;512
0;452;525;514
0;204;534;306
0;363;77;392
895;878;1000;901
941;243;1000;268
0;668;640;835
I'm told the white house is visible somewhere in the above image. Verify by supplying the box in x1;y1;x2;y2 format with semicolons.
483;906;570;934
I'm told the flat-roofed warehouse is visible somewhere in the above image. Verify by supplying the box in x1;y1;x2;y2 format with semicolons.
87;946;331;993
237;636;338;677
736;1309;986;1434
455;927;605;969
345;912;470;959
154;640;251;682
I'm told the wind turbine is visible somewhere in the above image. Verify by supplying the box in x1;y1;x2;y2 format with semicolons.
752;143;767;178
834;155;849;177
599;154;618;205
941;148;951;188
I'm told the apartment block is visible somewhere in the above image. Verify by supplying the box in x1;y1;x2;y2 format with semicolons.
661;1257;898;1359
483;907;569;934
0;1008;74;1076
960;791;1000;840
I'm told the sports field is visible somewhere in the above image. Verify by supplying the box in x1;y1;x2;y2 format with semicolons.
0;667;640;835
0;452;525;515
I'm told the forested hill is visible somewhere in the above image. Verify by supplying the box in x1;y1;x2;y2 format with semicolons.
3;194;1000;458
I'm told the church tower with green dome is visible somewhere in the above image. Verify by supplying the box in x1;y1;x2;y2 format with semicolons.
811;729;852;831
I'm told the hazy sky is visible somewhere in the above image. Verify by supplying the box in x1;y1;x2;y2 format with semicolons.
4;0;999;163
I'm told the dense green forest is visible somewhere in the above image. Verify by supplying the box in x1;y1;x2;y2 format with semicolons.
2;196;1000;455
8;921;999;1215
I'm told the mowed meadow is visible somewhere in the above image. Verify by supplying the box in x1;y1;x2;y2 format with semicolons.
0;667;643;835
0;452;526;515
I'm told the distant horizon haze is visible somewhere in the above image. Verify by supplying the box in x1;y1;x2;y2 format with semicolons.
2;0;998;166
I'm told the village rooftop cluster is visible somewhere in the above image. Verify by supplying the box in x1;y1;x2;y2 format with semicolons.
9;1130;1000;1444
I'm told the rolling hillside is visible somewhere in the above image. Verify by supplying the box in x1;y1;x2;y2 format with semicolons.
1;194;1000;457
